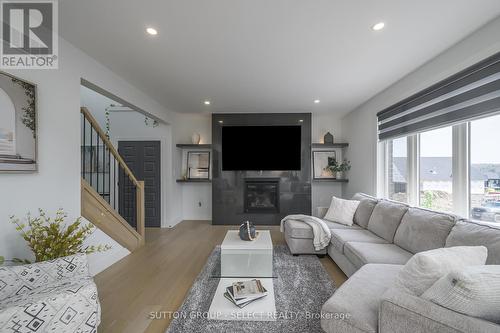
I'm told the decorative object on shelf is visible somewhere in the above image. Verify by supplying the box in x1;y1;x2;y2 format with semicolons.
7;209;110;263
0;72;37;172
239;221;257;241
187;151;210;180
191;132;201;144
334;159;351;179
323;132;334;144
312;150;337;179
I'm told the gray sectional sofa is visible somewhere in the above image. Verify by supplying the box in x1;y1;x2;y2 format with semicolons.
283;193;500;333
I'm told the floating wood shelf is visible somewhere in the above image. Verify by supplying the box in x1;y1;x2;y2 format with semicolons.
311;143;349;148
176;144;212;149
312;178;349;183
176;179;212;183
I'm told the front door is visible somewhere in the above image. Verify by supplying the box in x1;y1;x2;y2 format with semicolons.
118;141;161;228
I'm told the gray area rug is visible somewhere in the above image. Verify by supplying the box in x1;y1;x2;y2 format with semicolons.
166;245;336;332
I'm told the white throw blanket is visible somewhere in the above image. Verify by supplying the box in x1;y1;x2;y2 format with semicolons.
280;215;332;251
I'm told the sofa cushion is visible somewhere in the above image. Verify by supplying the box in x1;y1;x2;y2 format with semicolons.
324;196;360;226
284;219;360;239
394;246;488;296
321;264;402;333
421;265;500;324
0;254;90;300
330;229;388;253
446;220;500;264
344;242;413;270
352;193;378;229
394;207;456;254
367;200;408;242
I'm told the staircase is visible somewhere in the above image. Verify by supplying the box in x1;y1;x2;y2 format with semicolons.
80;107;145;251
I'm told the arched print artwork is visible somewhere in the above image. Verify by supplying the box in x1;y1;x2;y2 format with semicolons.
0;72;37;172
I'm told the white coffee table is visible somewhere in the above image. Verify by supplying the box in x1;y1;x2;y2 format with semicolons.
208;230;276;321
220;230;273;277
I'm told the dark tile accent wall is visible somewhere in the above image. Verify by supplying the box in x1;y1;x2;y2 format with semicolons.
212;113;312;225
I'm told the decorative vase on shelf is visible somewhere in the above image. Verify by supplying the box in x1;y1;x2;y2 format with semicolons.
191;132;201;144
336;171;344;179
323;132;334;144
239;221;257;241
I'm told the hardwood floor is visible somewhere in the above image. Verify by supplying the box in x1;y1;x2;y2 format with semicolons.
94;220;347;333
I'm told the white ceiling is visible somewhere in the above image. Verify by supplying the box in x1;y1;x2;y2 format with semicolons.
60;0;500;115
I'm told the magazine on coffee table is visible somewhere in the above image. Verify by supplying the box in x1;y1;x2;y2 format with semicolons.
232;279;267;298
224;279;268;307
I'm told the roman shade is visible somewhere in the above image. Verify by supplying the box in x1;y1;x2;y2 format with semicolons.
377;52;500;141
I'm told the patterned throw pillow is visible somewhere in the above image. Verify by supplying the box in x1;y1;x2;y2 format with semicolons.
0;253;90;300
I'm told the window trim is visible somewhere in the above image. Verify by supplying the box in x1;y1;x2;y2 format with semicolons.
380;124;470;216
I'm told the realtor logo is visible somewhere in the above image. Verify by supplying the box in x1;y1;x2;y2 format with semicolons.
0;0;58;69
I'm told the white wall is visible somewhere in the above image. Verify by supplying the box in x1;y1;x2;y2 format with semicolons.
171;112;212;222
0;37;174;273
312;113;345;207
341;17;500;198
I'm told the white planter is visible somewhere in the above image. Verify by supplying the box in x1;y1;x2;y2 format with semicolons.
336;171;344;179
191;132;201;144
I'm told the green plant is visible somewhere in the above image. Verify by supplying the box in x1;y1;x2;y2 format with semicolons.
0;256;4;265
9;209;110;263
324;158;351;174
335;159;351;172
12;78;36;138
421;191;436;209
324;157;338;174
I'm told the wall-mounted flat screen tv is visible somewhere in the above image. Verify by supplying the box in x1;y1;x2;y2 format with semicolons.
222;125;301;171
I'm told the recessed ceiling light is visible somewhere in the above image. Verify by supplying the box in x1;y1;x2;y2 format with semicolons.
314;99;320;104
372;22;385;31
204;100;211;105
299;119;304;123
146;27;158;35
218;120;223;124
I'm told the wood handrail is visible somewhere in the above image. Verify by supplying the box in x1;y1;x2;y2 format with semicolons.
80;107;146;248
81;107;140;187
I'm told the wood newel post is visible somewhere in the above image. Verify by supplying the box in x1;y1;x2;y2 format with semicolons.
136;181;146;245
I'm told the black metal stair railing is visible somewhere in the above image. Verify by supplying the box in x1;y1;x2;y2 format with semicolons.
80;107;142;232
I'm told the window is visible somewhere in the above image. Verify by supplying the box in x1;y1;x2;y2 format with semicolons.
380;113;500;219
470;114;500;223
419;127;453;212
387;137;408;203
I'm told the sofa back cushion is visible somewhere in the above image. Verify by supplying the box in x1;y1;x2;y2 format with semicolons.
394;208;456;254
446;220;500;264
352;193;378;228
367;200;408;242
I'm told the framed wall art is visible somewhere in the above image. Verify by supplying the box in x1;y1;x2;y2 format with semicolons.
0;72;37;172
187;151;210;180
312;150;337;179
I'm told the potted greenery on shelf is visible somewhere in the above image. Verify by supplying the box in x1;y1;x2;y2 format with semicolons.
323;158;351;179
334;159;351;179
5;209;110;264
